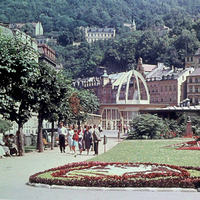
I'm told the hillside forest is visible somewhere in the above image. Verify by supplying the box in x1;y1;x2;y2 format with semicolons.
1;0;200;78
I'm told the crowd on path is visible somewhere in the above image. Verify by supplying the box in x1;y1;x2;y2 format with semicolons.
0;133;18;158
0;122;103;159
58;122;102;157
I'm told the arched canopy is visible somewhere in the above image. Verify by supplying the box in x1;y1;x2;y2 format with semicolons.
115;69;150;104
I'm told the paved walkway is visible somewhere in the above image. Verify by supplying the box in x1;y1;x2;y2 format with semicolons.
0;131;199;200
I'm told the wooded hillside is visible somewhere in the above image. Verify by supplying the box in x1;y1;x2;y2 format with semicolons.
1;0;200;78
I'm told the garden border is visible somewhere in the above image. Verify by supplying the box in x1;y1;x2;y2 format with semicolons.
29;161;200;189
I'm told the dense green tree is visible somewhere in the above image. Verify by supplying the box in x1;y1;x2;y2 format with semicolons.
136;31;158;64
129;114;167;139
20;23;35;37
33;63;72;152
0;119;12;134
0;34;40;156
193;21;200;41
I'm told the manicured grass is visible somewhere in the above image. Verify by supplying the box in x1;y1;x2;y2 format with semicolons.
89;139;200;167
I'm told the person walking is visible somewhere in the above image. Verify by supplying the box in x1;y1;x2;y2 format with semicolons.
78;127;84;155
58;122;67;153
67;125;74;153
72;129;79;157
83;125;92;155
93;125;101;155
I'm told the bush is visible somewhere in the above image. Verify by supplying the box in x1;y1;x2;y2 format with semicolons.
0;119;12;133
128;114;167;139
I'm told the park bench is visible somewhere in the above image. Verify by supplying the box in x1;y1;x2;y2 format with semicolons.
43;138;51;149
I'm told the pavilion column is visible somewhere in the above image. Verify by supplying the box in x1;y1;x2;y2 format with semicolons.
119;111;124;135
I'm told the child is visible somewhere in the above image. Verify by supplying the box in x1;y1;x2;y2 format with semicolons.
72;130;79;157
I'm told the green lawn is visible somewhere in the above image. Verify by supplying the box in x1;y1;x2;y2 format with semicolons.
90;139;200;167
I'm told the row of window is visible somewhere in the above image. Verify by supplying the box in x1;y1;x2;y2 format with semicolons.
87;33;114;37
189;87;200;93
186;56;200;64
151;95;176;103
188;77;200;83
149;85;176;93
190;97;200;104
98;89;112;95
87;38;108;42
187;57;193;62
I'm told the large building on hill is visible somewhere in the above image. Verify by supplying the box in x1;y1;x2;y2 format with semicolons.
84;27;116;43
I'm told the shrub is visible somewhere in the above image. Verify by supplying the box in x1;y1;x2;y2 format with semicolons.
128;114;167;139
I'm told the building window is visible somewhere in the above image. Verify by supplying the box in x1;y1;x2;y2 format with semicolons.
161;98;163;102
169;86;172;91
161;86;163;92
189;87;193;93
169;97;172;102
165;86;167;92
195;87;198;93
195;98;199;104
191;57;193;62
195;78;198;83
156;97;158;102
189;78;192;83
187;57;190;62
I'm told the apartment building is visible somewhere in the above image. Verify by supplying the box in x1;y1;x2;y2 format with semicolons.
85;27;116;43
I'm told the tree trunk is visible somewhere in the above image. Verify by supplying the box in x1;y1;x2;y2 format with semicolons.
38;114;44;152
17;123;25;156
51;121;54;150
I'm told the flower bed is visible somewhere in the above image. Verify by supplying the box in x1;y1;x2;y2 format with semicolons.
29;162;200;188
166;140;200;151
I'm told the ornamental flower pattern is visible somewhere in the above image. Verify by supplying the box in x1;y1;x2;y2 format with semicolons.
29;161;200;188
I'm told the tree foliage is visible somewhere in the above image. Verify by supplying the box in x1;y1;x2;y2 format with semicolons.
0;33;40;155
1;1;200;78
0;119;12;134
129;114;167;139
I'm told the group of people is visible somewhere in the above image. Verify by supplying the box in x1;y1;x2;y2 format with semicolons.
58;123;102;157
0;133;18;158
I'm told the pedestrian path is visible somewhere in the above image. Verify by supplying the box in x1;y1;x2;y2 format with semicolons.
0;132;199;200
0;136;120;200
